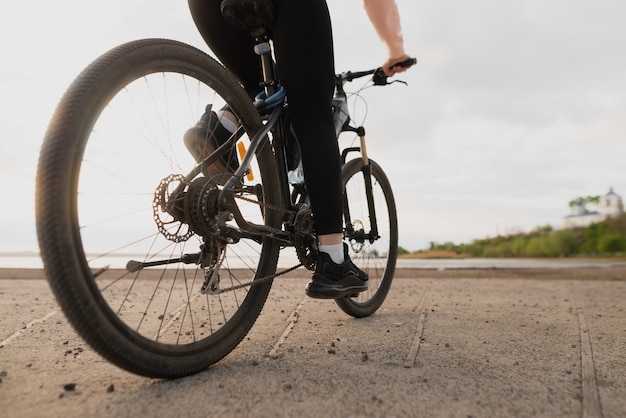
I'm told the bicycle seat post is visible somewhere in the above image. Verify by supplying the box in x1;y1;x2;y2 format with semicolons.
220;0;278;97
254;36;277;98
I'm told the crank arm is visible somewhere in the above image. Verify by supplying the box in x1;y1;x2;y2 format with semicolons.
126;252;201;272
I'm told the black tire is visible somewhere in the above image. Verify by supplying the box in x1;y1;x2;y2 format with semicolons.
335;159;398;317
35;39;282;378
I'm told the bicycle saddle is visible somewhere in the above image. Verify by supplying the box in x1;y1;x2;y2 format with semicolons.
220;0;276;37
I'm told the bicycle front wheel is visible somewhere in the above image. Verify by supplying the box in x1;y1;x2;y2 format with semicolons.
36;39;282;378
335;158;398;317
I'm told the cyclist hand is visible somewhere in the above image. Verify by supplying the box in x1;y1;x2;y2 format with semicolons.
383;54;412;76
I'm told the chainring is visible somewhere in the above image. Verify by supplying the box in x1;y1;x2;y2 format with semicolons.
293;204;317;270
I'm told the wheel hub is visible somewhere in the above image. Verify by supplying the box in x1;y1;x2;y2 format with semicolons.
184;177;220;238
153;175;222;242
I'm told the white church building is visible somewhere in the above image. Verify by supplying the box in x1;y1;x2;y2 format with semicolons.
563;188;624;229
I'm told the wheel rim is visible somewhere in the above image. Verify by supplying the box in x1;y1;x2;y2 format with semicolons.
342;162;397;307
69;63;275;351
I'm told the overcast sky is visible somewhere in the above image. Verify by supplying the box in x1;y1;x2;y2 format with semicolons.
2;0;625;254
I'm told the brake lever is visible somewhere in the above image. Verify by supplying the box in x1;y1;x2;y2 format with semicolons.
372;68;408;86
372;68;389;85
371;57;417;86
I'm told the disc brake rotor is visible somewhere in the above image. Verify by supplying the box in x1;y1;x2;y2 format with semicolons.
152;174;193;242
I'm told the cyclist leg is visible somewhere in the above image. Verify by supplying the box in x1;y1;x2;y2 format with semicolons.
187;0;264;181
271;0;368;298
272;0;341;237
188;0;262;98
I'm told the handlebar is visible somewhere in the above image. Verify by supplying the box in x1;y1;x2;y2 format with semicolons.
339;57;417;85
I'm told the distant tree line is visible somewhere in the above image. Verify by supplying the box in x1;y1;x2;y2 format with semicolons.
425;213;626;258
568;195;600;208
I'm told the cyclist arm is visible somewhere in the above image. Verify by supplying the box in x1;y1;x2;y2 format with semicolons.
363;0;411;75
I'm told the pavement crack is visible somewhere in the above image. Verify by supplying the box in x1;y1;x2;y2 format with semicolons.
577;310;603;418
569;283;603;418
1;309;58;348
267;295;307;358
403;280;432;368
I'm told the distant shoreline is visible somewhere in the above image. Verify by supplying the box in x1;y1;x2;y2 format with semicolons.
3;251;626;271
1;266;625;282
401;250;626;262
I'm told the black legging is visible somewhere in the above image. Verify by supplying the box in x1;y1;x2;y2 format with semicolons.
188;0;342;235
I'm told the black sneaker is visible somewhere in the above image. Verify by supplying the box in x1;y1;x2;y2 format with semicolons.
184;105;239;183
305;243;368;299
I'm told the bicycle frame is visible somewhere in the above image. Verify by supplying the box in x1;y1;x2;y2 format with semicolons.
199;35;380;251
36;31;409;377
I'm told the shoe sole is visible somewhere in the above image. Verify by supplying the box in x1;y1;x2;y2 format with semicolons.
305;283;368;300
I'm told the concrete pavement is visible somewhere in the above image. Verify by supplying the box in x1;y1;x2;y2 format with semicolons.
1;268;624;417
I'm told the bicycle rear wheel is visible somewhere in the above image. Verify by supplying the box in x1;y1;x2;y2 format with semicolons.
36;39;282;378
335;158;398;317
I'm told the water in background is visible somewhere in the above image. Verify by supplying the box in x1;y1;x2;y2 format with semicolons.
1;253;43;269
0;251;306;270
3;252;626;270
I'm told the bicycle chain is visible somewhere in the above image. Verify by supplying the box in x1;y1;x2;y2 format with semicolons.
207;191;303;294
214;262;304;294
235;192;293;215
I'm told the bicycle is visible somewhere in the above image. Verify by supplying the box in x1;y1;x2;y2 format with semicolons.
35;5;415;378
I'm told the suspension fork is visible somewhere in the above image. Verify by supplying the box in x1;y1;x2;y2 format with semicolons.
341;126;379;243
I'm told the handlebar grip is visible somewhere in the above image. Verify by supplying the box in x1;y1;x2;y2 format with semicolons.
392;57;417;69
